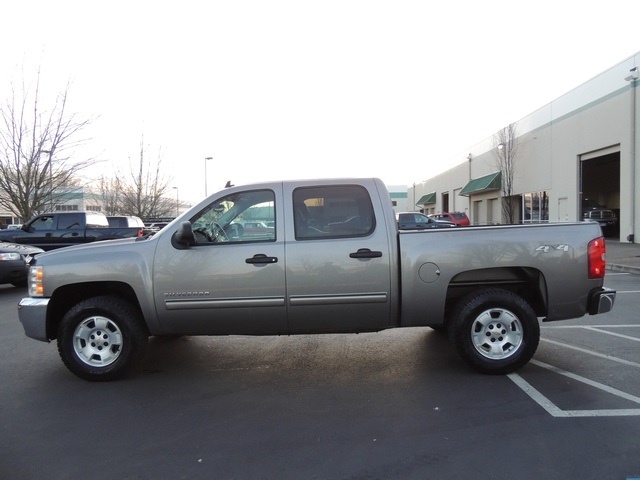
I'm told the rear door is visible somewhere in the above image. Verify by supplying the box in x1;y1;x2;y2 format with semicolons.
284;182;393;333
152;184;287;335
56;212;87;247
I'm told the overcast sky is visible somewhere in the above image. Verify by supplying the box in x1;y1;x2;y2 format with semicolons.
3;1;640;204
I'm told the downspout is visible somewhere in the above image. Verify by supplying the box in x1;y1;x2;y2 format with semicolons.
626;67;638;242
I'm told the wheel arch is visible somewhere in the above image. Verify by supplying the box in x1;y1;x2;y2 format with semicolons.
444;267;548;322
46;282;146;340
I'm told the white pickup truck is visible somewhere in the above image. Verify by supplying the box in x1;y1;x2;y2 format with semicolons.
18;178;616;381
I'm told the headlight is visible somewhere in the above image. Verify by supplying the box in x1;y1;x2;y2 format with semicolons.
28;266;44;297
0;252;21;261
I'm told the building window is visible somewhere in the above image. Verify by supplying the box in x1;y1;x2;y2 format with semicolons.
54;204;79;212
522;191;549;223
86;205;102;212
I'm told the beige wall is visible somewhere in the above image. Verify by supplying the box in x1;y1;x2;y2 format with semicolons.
409;51;640;240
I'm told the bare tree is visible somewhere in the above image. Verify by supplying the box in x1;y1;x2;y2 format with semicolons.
493;123;519;224
119;135;174;220
0;69;95;221
99;174;124;216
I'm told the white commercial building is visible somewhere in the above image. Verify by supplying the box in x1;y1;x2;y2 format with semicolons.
409;51;640;242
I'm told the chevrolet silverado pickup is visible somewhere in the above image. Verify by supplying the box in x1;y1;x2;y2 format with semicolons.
17;178;616;381
0;212;143;250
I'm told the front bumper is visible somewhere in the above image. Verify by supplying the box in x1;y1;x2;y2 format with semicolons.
0;260;30;285
587;288;616;315
18;297;50;342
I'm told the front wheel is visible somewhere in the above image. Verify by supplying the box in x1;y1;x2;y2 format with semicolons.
57;296;148;381
448;289;540;374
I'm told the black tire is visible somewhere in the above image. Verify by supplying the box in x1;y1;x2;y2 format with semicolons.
448;288;540;374
57;296;148;381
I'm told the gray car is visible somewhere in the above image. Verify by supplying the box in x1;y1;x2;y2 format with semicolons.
396;212;456;229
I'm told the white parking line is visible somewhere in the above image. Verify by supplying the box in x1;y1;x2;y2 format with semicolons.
509;360;640;417
582;326;640;342
542;325;640;329
539;338;640;368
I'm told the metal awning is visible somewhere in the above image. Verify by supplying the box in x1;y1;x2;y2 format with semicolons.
415;192;436;205
459;172;502;197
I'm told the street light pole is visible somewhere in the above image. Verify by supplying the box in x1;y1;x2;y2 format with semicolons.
173;187;179;217
204;156;213;197
42;149;53;211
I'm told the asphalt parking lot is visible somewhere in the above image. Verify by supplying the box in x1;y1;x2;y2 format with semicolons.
1;271;639;480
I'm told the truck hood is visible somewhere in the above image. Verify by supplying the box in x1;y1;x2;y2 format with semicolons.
0;241;44;256
34;236;152;262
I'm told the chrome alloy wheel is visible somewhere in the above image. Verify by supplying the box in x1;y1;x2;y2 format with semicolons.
470;308;523;360
73;316;124;367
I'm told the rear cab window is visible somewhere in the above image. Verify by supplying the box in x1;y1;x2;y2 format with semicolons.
292;185;375;240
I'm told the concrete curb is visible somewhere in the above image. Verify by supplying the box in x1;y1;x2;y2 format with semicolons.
607;263;640;274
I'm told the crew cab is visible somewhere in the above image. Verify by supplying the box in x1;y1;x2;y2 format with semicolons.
0;212;143;251
17;178;616;381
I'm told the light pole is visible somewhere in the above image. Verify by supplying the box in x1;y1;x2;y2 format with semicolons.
204;156;213;197
42;149;53;211
173;187;179;217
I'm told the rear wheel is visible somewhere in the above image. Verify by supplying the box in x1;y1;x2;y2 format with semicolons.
57;296;148;381
448;289;540;374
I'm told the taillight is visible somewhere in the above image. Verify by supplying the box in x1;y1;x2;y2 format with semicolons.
588;237;606;279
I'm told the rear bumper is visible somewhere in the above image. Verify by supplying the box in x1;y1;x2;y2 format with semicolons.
18;297;50;342
587;288;616;315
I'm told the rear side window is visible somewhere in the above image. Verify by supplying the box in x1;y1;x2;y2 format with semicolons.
293;185;375;240
58;214;84;230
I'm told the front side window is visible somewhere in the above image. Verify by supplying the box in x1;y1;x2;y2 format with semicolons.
293;185;375;240
190;189;276;245
31;215;55;231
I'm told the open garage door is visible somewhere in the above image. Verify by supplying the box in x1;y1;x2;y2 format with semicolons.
580;149;620;238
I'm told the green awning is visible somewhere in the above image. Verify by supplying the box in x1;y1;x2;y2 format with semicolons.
415;192;436;205
459;172;502;197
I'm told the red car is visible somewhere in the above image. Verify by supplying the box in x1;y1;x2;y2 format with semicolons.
429;212;470;226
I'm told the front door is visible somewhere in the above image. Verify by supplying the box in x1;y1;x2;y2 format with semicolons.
153;186;287;335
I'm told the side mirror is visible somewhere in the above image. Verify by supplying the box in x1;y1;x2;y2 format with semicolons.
171;221;196;249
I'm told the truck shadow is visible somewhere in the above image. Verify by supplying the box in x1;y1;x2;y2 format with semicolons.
0;285;25;296
139;328;469;383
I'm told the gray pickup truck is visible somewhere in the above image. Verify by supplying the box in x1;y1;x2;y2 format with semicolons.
18;178;616;381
